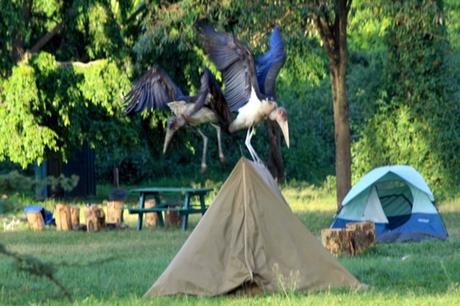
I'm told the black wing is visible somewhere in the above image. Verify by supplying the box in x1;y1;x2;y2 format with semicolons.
197;22;261;112
124;66;185;114
255;27;286;98
192;68;232;131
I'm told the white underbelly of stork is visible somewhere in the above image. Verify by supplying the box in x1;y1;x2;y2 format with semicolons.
229;87;274;132
188;108;217;126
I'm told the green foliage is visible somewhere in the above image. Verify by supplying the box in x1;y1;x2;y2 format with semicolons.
46;174;80;193
0;0;21;74
445;0;460;50
71;1;127;60
1;51;137;169
0;171;36;192
0;63;59;167
352;0;460;196
0;0;139;173
0;171;79;213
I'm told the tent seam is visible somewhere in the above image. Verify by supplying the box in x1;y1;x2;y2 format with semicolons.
242;162;254;281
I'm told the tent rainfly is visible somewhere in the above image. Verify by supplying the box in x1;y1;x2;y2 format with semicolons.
145;158;361;296
331;165;448;242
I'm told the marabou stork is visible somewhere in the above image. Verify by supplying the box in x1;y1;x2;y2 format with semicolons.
124;66;230;172
197;23;289;162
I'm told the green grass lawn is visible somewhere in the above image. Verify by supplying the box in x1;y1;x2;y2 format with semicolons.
0;185;459;305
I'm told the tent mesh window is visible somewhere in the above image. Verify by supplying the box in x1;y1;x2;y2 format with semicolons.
376;180;413;229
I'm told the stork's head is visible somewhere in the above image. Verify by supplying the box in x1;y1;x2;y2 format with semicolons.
269;106;290;148
163;115;186;153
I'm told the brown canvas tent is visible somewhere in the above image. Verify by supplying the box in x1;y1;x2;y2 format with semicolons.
145;158;361;296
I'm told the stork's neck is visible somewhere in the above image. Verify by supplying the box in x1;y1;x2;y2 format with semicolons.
249;86;260;104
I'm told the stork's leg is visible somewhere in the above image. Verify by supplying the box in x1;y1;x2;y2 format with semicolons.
196;128;208;173
250;127;261;163
244;127;255;160
245;126;261;163
244;127;253;159
211;124;226;164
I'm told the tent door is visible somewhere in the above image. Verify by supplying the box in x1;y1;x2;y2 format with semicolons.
363;186;389;223
376;181;413;229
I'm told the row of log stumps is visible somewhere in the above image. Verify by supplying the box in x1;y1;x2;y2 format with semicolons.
321;221;376;256
26;201;126;232
54;204;106;232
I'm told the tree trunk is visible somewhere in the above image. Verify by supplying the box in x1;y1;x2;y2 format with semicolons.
12;0;32;61
321;228;354;256
113;167;120;188
70;205;80;229
331;65;351;211
26;211;45;231
84;205;105;232
314;0;353;212
55;204;72;231
144;199;158;227
266;121;285;182
346;221;375;254
107;201;124;224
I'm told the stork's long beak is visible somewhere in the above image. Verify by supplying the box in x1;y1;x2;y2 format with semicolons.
277;120;290;148
163;128;176;153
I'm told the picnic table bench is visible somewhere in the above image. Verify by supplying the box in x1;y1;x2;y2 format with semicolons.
128;187;212;231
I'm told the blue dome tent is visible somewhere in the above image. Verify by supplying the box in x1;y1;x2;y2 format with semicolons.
331;165;448;242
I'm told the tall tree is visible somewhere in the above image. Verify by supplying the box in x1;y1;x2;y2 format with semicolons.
310;0;353;210
0;1;138;168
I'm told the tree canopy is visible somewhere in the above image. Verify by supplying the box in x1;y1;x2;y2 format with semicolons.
1;0;459;197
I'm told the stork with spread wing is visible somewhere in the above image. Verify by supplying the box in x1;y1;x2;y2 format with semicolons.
124;66;230;172
197;23;289;163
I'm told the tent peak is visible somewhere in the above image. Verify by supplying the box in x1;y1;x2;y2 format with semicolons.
343;165;434;206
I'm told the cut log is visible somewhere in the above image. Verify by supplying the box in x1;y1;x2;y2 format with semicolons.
55;204;72;231
97;207;105;229
166;206;181;226
70;206;80;229
321;228;355;256
107;201;124;224
26;211;44;231
84;205;105;232
346;221;376;254
144;199;158;227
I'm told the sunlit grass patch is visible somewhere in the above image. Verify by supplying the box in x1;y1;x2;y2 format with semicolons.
1;186;459;305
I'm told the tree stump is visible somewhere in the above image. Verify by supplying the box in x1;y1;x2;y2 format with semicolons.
70;206;80;230
84;205;105;232
26;211;44;231
107;201;124;224
96;207;105;229
144;199;158;227
55;204;72;231
166;206;181;226
346;221;376;254
321;228;355;256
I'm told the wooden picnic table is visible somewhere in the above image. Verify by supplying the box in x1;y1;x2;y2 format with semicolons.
127;187;212;231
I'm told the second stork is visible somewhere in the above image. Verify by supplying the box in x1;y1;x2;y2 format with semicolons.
124;66;230;172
